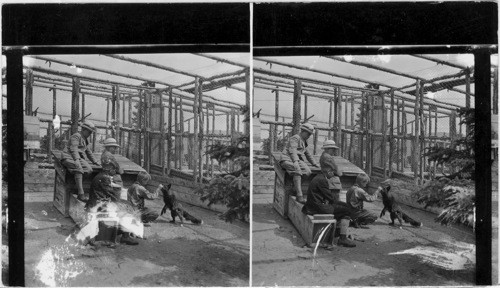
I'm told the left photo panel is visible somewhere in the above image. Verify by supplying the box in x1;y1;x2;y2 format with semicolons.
12;53;250;286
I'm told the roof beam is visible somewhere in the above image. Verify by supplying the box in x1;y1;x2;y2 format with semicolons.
192;53;249;68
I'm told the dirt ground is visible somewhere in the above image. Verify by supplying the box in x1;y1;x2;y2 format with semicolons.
23;196;249;287
252;192;475;286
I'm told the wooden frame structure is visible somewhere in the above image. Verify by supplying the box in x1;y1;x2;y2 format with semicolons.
256;55;497;183
23;54;249;183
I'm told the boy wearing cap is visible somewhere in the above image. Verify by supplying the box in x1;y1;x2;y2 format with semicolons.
87;157;122;209
278;122;320;204
61;121;100;202
345;174;379;227
127;171;161;223
320;140;343;202
301;165;357;247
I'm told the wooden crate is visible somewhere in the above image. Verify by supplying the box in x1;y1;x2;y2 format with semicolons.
288;195;336;247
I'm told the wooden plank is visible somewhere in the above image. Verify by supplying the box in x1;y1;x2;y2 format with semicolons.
402;100;407;170
105;97;110;138
127;91;132;158
381;91;387;177
211;103;215;176
245;68;251;136
304;94;308;120
419;82;425;182
116;87;122;147
180;98;184;169
161;89;167;176
359;93;365;169
293;79;302;135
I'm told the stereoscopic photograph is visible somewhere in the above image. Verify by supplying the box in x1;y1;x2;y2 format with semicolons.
9;53;250;286
252;54;497;286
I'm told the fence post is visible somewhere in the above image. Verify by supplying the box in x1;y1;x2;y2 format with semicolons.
292;79;302;135
81;93;85;122
25;68;34;115
105;97;110;138
419;83;425;183
116;86;121;147
193;77;200;182
389;90;395;177
336;87;342;154
412;80;420;181
48;86;57;160
359;92;365;169
402;101;407;170
381;91;387;177
328;98;333;138
111;86;116;138
198;79;204;182
71;77;80;134
494;68;498;115
245;68;250;136
137;90;143;166
396;99;401;171
269;123;275;165
211;103;215;176
304;94;308;120
127;94;132;158
180;97;184;170
274;89;279;151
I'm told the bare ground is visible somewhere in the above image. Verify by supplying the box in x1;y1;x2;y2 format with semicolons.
252;192;475;286
23;196;249;287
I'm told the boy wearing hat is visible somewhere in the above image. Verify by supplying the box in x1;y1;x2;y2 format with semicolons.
87;157;122;209
61;120;100;202
345;173;379;227
127;171;161;224
278;122;320;204
101;138;124;195
320;140;343;202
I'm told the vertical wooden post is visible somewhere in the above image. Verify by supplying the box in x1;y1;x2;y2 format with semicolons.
237;113;240;132
333;88;338;141
111;86;116;138
105;97;110;138
138;90;143;166
336;87;342;153
269;123;275;165
494;68;498;115
274;89;279;150
313;128;319;155
173;99;178;169
419;83;425;182
180;98;184;169
144;91;150;172
81;93;85;121
25;69;33;115
71;77;80;134
304;94;308;120
328;98;333;138
193;79;200;181
402;101;407;170
211;103;215;176
48;87;57;160
159;91;165;176
366;94;373;176
292;79;302;135
127;94;132;158
412;80;420;179
396;100;401;171
389;90;395;177
350;95;355;129
121;90;126;152
205;104;210;175
381;92;387;177
166;88;173;174
465;70;471;136
226;112;230;136
359;92;365;169
449;111;457;173
245;68;250;136
282;117;286;139
197;79;205;181
116;87;121;147
230;109;236;172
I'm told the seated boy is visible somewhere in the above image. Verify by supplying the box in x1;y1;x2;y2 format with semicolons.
101;137;124;198
345;173;379;228
127;171;161;223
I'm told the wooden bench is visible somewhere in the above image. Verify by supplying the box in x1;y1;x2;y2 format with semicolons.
52;150;146;223
288;195;337;247
271;152;365;218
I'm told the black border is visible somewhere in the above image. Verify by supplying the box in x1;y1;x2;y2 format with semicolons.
3;3;250;287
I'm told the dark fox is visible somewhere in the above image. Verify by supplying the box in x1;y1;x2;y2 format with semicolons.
160;184;203;225
379;185;422;228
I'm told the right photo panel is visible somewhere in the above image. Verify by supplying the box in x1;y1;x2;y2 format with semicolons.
252;54;487;286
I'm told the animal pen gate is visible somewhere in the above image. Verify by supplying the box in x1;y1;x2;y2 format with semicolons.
22;54;249;184
254;55;494;184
